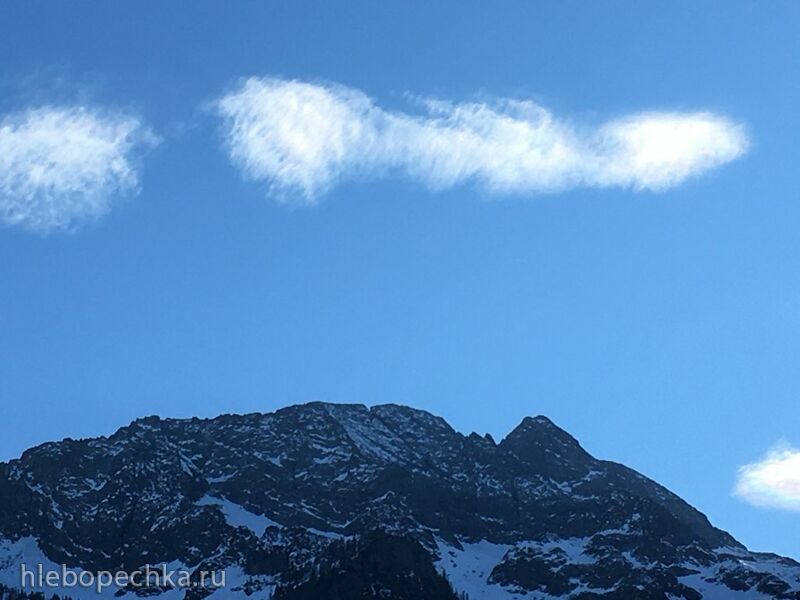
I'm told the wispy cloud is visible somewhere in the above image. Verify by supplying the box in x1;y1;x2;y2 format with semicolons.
216;77;749;202
734;441;800;511
0;106;157;233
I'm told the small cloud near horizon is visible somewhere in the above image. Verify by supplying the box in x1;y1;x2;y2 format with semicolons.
0;105;157;233
735;441;800;511
215;77;749;202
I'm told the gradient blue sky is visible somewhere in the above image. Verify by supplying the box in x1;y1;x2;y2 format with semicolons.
1;1;798;558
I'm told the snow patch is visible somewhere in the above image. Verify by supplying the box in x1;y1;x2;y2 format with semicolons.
0;537;121;599
195;495;281;537
435;539;527;599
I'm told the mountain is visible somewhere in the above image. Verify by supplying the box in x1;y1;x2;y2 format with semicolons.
0;401;798;599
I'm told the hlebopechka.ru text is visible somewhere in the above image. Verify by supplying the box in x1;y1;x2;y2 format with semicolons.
20;562;226;594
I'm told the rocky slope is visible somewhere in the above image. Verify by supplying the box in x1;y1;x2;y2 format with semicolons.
0;402;798;599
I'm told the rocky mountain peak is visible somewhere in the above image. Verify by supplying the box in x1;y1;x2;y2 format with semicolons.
499;414;593;481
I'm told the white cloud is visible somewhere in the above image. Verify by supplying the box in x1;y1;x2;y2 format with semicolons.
0;106;157;232
216;77;749;202
734;441;800;511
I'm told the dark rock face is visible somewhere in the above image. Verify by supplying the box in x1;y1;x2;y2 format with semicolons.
0;401;798;599
272;532;460;600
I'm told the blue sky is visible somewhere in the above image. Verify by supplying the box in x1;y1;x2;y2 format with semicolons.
1;1;798;558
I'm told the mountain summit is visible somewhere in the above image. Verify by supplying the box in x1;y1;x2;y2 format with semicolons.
1;402;798;599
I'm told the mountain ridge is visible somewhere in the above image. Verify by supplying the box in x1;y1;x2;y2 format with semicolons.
0;401;798;599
